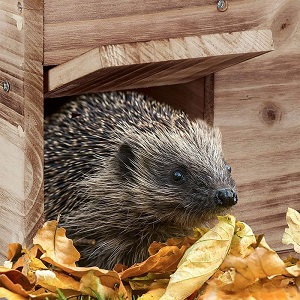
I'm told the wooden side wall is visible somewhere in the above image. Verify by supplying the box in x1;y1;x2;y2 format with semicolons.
214;1;300;252
0;0;43;262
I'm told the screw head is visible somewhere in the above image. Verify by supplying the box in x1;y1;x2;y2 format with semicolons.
217;0;228;12
2;81;10;92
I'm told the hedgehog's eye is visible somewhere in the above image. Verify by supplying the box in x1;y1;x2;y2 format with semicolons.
225;165;232;173
172;169;185;183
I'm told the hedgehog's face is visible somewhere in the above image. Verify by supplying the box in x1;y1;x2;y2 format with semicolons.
118;120;237;228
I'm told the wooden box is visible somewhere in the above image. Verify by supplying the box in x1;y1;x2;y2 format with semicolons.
0;0;299;262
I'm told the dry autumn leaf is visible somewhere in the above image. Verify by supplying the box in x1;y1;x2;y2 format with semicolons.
1;208;299;299
0;267;34;295
79;271;119;298
33;220;80;267
160;215;236;300
7;243;22;262
282;207;300;253
0;287;27;300
138;287;166;300
198;281;299;300
32;220;122;293
229;221;256;258
35;269;80;292
218;246;288;292
120;245;188;280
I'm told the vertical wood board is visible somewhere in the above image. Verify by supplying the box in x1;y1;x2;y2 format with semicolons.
0;0;43;263
214;0;300;252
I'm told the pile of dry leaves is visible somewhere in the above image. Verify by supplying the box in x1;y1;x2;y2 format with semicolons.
0;208;299;299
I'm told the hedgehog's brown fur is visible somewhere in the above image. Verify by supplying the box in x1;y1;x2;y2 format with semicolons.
44;91;237;269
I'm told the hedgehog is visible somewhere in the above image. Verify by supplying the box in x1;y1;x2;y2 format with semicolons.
44;91;237;269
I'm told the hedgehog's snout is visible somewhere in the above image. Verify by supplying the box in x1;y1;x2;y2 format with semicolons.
215;188;238;207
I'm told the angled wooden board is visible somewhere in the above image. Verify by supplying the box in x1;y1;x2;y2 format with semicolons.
45;30;274;98
42;0;282;66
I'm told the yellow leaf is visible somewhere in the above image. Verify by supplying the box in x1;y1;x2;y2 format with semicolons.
138;288;166;299
79;271;121;299
33;220;80;267
230;221;256;258
160;215;236;300
35;269;80;292
282;207;300;253
129;276;169;291
0;287;27;300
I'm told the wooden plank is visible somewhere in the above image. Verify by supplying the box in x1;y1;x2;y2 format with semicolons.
44;0;212;23
214;0;300;253
44;0;282;66
45;30;274;98
0;0;43;263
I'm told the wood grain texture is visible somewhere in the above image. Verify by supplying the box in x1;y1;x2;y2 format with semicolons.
213;0;300;254
44;0;282;66
45;30;273;98
138;78;205;120
0;0;43;263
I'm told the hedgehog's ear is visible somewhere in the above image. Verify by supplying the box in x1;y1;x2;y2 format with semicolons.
118;143;136;178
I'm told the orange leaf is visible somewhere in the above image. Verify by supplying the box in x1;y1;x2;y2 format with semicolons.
220;247;288;291
13;245;44;270
199;278;300;299
33;220;80;267
120;245;189;280
148;236;197;256
0;267;34;297
7;243;22;261
32;220;121;290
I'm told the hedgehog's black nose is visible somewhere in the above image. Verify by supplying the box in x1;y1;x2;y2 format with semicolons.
215;188;238;207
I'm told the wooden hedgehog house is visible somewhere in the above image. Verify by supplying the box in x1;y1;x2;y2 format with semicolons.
0;0;300;263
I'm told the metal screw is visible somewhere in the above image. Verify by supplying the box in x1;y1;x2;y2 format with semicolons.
217;0;228;12
2;81;10;92
17;1;23;13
